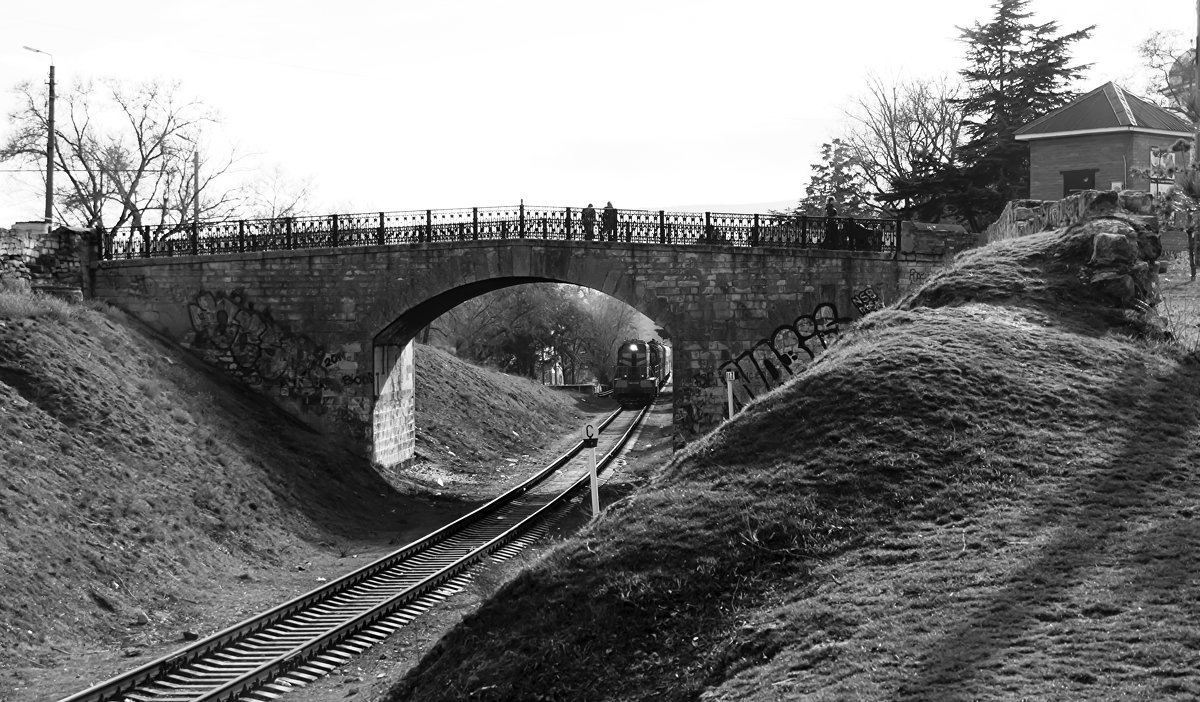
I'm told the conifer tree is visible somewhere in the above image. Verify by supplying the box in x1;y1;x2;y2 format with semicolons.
952;0;1094;226
792;139;874;217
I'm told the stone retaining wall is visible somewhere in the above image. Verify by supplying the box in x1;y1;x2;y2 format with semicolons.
985;190;1155;243
0;221;93;297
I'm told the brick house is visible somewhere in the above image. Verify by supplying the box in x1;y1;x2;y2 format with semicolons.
1014;82;1194;200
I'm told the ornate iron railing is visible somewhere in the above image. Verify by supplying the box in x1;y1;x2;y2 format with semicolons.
99;205;901;260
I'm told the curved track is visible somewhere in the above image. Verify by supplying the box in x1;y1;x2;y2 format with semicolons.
59;404;652;702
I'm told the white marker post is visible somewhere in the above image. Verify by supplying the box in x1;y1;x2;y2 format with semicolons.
583;424;599;518
725;369;736;419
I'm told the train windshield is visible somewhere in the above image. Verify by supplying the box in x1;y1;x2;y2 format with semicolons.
617;343;648;379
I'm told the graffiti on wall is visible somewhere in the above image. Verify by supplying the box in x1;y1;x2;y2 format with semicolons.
714;302;848;414
907;264;948;287
182;290;369;433
851;286;883;315
674;285;891;441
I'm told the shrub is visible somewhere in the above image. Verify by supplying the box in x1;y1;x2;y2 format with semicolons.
0;284;80;321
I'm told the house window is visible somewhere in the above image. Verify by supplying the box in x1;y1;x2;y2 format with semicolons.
1062;169;1097;197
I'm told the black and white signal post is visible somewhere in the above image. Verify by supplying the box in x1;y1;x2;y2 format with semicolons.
583;424;599;517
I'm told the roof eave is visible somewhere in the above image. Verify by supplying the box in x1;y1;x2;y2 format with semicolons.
1015;126;1194;141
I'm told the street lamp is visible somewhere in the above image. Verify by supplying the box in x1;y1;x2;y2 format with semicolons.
23;45;55;224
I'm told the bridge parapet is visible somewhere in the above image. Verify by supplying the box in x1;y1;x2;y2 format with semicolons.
100;204;901;260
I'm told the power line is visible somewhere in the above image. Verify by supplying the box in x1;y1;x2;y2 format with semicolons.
0;168;170;173
1;168;261;174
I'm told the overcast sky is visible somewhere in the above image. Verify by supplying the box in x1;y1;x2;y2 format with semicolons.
1;0;1195;227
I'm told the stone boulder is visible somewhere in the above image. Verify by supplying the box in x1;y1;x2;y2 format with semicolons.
1079;214;1160;310
1089;226;1139;267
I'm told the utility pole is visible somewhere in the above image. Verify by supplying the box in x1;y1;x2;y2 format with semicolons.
24;46;54;224
1194;0;1199;280
193;150;200;225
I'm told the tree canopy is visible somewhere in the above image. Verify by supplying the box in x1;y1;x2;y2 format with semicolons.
1;78;243;239
950;0;1094;225
792;0;1094;231
789;139;874;217
425;284;654;385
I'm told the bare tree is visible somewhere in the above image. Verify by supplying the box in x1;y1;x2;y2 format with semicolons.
1;77;241;240
426;292;509;359
425;284;647;384
1137;30;1198;121
843;72;967;215
580;291;641;385
242;164;314;220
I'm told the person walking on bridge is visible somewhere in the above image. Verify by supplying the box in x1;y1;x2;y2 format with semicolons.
602;201;618;241
823;197;840;250
582;203;596;240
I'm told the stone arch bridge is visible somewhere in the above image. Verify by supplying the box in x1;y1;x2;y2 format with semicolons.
81;204;968;466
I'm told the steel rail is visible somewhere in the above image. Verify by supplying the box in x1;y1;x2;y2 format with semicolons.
57;406;642;702
194;406;649;701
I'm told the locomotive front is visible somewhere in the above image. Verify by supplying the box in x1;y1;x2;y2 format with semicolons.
612;339;662;409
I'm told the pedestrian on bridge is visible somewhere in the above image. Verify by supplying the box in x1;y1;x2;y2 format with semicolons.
823;197;841;250
582;203;596;240
602;201;618;241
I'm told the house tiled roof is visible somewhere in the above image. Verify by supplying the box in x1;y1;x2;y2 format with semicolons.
1015;82;1194;140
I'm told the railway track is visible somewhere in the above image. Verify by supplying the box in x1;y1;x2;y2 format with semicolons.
59;403;653;702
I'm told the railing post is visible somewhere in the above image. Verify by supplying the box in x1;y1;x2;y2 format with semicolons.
894;218;902;259
473;207;479;240
190;222;199;256
238;220;246;253
705;212;711;243
378;212;385;246
659;210;665;244
519;202;526;238
286;217;294;250
800;215;808;248
141;225;150;258
565;206;573;240
752;214;760;246
425;209;432;243
331;213;340;248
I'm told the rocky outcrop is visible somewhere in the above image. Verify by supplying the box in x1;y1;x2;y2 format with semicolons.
905;190;1168;337
1083;217;1160;307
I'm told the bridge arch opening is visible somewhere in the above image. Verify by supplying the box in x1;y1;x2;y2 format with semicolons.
369;278;669;471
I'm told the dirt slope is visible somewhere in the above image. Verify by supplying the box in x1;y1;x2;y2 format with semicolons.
0;289;605;701
386;212;1200;700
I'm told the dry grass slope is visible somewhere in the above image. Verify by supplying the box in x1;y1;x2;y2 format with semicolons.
0;285;598;700
387;216;1200;700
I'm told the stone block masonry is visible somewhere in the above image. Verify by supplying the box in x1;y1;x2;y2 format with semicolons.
372;342;415;469
0;222;94;296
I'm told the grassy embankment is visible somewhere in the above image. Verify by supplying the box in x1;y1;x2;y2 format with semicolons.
0;284;601;700
387;213;1200;701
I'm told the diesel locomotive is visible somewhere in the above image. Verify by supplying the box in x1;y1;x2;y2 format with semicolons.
611;339;670;408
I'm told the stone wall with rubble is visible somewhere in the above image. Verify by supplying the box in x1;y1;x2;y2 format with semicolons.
985;190;1157;244
0;222;93;297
